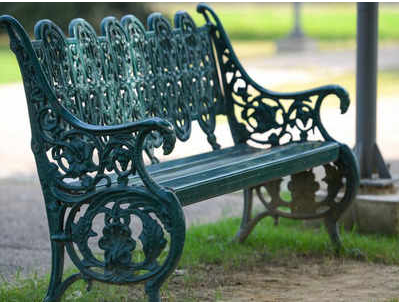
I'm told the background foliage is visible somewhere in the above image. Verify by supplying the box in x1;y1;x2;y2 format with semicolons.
2;3;399;40
1;3;153;33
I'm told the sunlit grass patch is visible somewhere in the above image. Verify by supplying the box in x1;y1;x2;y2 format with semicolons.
156;3;399;42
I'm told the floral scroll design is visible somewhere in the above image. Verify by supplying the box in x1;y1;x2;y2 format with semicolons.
234;82;327;146
254;163;344;220
66;191;172;283
24;11;225;194
146;12;222;149
288;170;321;215
35;105;141;193
198;4;350;147
33;12;223;154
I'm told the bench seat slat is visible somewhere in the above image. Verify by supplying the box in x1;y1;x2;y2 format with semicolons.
168;141;339;205
89;141;339;205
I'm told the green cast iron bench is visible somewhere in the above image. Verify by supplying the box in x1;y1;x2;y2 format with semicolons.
0;3;359;301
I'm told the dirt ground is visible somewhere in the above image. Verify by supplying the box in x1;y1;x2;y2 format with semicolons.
167;255;399;301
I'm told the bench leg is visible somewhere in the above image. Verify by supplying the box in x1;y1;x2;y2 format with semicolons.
42;200;68;302
234;188;253;242
234;180;282;243
324;144;360;255
324;216;342;254
235;184;281;243
144;195;186;301
43;207;84;302
44;241;65;301
145;280;161;301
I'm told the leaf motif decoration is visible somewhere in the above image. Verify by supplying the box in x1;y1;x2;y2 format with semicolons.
138;210;167;270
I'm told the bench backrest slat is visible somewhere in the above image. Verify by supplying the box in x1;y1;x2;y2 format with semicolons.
32;11;224;149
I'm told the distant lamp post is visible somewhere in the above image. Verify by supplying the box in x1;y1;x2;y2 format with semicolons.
292;3;304;38
277;2;316;53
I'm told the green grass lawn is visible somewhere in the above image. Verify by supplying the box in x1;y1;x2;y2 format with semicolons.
1;3;399;85
1;3;398;96
0;47;21;84
1;216;399;301
155;3;399;41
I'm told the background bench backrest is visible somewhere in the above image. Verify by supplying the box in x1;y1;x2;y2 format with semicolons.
32;11;224;149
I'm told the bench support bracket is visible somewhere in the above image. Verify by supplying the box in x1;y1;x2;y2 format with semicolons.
235;145;359;254
41;188;185;302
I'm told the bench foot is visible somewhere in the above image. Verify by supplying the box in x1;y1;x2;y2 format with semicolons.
44;241;65;301
234;188;253;243
145;281;161;302
324;216;342;255
234;187;280;243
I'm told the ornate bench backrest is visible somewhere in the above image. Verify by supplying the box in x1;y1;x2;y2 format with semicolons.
32;11;223;149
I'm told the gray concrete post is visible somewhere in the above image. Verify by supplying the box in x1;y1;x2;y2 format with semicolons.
293;3;304;37
354;2;391;180
276;3;316;52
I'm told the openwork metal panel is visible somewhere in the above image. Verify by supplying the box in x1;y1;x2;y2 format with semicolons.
198;6;350;149
32;12;223;148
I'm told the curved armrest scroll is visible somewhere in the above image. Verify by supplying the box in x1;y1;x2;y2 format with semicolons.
60;106;176;156
265;84;350;142
59;106;177;196
256;84;350;116
197;4;350;144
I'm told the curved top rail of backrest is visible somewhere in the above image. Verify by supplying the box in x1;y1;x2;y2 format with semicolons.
30;11;224;149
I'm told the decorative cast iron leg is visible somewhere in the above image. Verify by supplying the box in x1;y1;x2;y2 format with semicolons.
145;280;161;302
324;216;342;255
143;233;186;303
323;144;360;256
141;190;186;302
144;215;186;302
44;241;65;301
234;188;253;243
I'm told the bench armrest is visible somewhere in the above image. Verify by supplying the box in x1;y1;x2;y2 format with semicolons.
52;105;177;196
198;4;350;145
232;83;350;144
60;106;177;195
59;106;176;155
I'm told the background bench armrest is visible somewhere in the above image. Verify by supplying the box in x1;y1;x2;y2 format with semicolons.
198;4;350;145
233;84;350;143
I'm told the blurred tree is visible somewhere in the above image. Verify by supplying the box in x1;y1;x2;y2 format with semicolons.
0;2;154;34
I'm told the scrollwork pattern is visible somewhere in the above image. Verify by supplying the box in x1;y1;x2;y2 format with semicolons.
21;11;225;194
198;4;350;147
32;11;223;151
235;159;353;244
65;190;173;283
254;163;344;220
